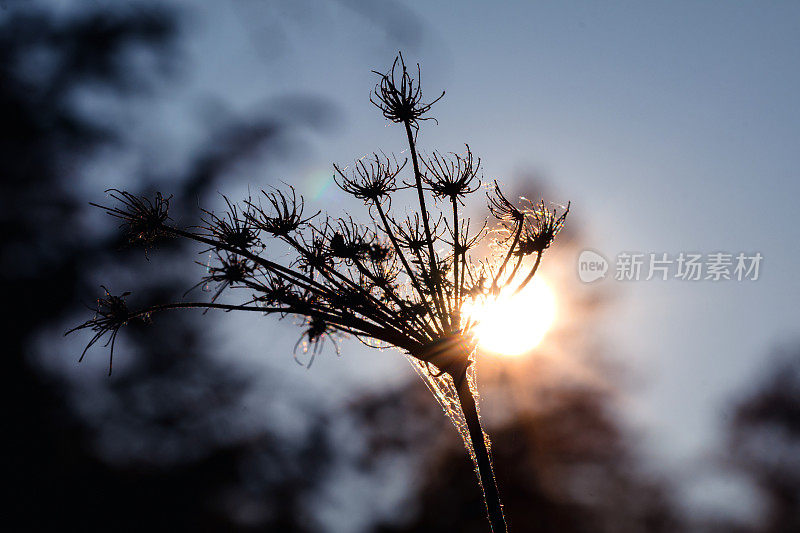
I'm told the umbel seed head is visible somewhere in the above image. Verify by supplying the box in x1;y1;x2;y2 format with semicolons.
91;189;171;247
370;52;445;131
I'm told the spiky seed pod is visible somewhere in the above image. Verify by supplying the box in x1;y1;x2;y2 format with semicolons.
366;242;392;264
212;253;255;284
326;218;373;263
444;218;485;257
516;200;571;255
296;235;332;274
256;275;296;307
91;189;171;247
370;52;444;131
199;196;261;251
393;213;430;253
294;316;337;368
185;252;257;307
66;286;133;375
333;153;406;203
247;187;317;237
487;181;525;224
422;145;481;203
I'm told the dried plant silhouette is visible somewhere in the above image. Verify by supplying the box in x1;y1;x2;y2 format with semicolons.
71;54;569;532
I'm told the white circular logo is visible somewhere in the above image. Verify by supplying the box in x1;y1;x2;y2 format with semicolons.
577;250;608;283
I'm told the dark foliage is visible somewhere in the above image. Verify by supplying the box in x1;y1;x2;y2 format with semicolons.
350;379;681;533
727;346;800;533
2;2;337;530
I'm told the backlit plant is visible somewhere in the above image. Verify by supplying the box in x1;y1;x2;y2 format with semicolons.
70;54;569;532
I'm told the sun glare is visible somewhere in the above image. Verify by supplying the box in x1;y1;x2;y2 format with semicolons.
463;277;557;356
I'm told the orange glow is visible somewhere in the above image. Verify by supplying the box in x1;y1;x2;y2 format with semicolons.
463;278;557;356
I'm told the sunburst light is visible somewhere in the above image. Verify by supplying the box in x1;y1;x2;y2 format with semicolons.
463;277;557;355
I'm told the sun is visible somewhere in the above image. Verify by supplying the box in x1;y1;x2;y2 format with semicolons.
463;277;557;356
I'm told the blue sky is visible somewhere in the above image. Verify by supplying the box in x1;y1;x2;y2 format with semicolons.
59;0;800;524
177;0;800;449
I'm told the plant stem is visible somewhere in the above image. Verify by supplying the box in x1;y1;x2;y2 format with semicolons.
454;366;507;532
404;120;450;332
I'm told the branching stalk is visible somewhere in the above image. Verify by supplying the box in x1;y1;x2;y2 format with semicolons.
70;53;569;532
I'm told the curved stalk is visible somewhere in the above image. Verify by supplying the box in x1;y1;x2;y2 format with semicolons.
513;251;542;295
453;364;507;533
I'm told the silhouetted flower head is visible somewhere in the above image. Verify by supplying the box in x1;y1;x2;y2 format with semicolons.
211;253;255;284
394;213;430;253
199;196;260;251
371;52;444;131
92;189;171;247
367;252;400;288
366;242;392;264
256;275;297;308
445;217;485;257
326;218;374;263
296;234;333;274
516;200;570;255
488;182;525;224
185;252;257;309
294;316;337;368
75;56;571;377
328;232;355;260
422;145;481;203
66;286;133;375
334;153;406;203
420;256;450;291
247;187;317;237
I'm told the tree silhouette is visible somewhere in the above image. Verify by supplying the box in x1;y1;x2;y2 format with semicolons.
727;345;800;533
355;381;680;533
3;2;341;530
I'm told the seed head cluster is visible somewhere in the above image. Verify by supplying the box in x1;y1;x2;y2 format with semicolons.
70;54;571;533
71;54;569;383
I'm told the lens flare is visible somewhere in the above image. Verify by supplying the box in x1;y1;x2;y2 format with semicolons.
463;277;556;356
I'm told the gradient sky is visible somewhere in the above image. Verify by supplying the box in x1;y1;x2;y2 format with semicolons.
61;0;800;525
